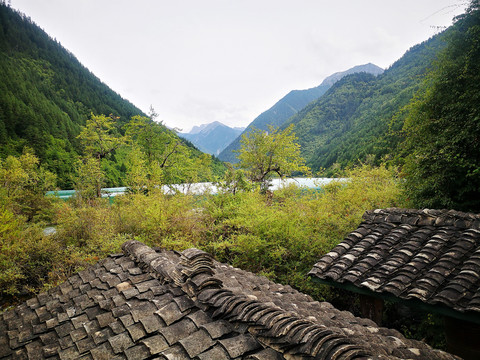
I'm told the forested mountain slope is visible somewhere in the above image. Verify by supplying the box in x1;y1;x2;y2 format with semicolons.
0;3;219;188
284;33;446;172
401;0;480;212
0;4;143;155
218;63;383;163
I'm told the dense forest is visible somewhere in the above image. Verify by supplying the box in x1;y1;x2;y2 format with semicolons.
400;1;480;211
0;3;222;188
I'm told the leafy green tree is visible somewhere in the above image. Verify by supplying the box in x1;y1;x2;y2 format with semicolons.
43;135;78;189
237;124;310;190
124;115;177;164
401;0;480;211
74;156;105;202
124;115;213;188
216;164;252;194
77;114;123;160
124;145;154;194
76;114;124;197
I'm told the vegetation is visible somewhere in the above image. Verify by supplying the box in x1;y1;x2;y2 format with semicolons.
0;3;222;188
0;150;57;296
400;0;480;212
237;125;310;189
0;149;56;221
0;159;403;305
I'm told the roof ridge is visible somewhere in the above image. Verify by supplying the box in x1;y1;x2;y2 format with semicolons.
122;240;372;359
364;208;480;229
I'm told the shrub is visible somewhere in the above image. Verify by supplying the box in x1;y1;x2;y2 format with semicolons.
113;191;207;248
0;206;62;298
0;150;56;221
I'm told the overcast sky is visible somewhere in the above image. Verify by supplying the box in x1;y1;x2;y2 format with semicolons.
10;0;468;132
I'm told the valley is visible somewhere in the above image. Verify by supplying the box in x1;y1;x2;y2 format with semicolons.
1;1;480;357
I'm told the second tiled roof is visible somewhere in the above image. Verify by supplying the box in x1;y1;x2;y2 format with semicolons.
309;208;480;314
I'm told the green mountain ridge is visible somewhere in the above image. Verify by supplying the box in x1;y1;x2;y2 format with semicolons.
0;5;144;145
283;33;447;173
218;63;383;163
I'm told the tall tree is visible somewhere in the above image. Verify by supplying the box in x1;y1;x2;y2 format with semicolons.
0;149;56;220
77;114;123;160
76;114;123;197
124;115;213;189
73;156;105;202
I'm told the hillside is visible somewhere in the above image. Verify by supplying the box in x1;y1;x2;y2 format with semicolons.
218;63;383;163
283;33;446;173
0;3;219;187
400;1;480;212
178;121;244;156
0;5;143;141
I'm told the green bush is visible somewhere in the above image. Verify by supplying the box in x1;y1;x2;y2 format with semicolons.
0;206;62;298
0;150;56;221
113;191;206;248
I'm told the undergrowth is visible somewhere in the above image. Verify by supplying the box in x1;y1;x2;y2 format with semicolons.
0;164;403;304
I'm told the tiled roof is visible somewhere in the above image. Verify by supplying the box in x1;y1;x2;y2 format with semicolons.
309;208;480;316
0;239;458;360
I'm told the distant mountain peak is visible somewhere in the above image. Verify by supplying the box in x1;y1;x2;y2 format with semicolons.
320;63;384;87
179;122;245;156
189;123;211;134
218;63;383;163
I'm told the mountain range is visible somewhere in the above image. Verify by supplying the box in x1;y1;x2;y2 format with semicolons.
218;63;384;163
0;3;221;187
282;33;445;172
0;1;468;186
178;122;244;156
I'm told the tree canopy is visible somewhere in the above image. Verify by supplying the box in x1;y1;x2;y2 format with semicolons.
0;149;55;220
124;115;214;191
77;114;123;160
237;125;310;189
